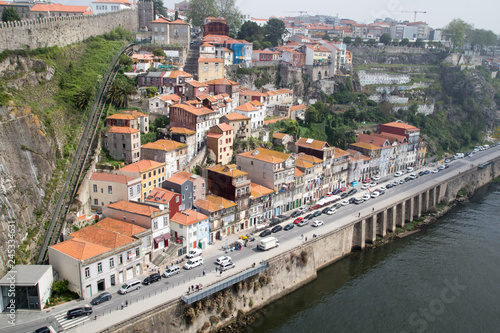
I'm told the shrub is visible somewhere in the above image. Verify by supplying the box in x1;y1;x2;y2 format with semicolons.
184;307;196;325
52;280;69;295
221;308;230;318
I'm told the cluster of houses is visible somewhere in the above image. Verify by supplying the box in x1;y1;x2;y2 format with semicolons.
48;94;426;299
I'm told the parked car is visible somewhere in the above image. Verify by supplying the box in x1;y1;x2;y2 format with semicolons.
418;171;425;176
333;203;343;210
332;188;341;195
259;229;272;237
361;184;369;190
310;204;321;210
271;225;283;233
341;200;350;206
340;192;349;199
378;189;385;195
349;197;357;204
362;194;370;201
362;178;371;183
386;183;394;189
409;173;417;179
379;186;386;191
322;206;331;214
34;327;52;333
163;265;181;278
277;214;287;221
142;273;161;285
303;214;314;221
284;223;295;231
186;248;202;259
297;220;309;227
404;177;412;182
394;171;403;177
90;292;111;305
348;189;358;196
312;211;322;217
372;175;381;181
298;207;307;213
293;217;304;224
424;170;430;175
369;182;377;187
215;256;231;266
438;165;446;170
354;198;364;205
399;179;406;184
219;261;235;271
312;220;324;227
184;257;203;270
406;167;414;172
370;191;380;198
327;208;337;215
67;306;93;319
291;211;301;218
432;169;439;173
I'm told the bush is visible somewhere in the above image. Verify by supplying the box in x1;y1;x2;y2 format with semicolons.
52;280;69;295
221;308;230;318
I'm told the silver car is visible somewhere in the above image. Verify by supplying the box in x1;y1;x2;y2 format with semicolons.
219;261;235;271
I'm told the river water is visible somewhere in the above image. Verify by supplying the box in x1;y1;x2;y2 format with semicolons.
245;182;500;333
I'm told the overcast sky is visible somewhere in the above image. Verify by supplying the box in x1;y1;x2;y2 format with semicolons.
161;0;499;33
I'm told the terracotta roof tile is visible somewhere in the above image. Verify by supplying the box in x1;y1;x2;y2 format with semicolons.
207;164;247;178
198;58;223;63
296;137;330;150
235;102;258;112
120;160;165;173
107;114;136;120
381;121;420;131
223;112;250;121
106;200;161;216
170;127;196;135
264;117;288;125
171;209;208;226
69;225;136;249
142;139;187;152
50;239;110;261
273;132;287;139
238;148;291;164
105;126;140;134
290;104;307;111
295;167;305;177
159;94;181;102
250;182;274;199
145;188;178;204
187;80;209;88
90;172;138;184
95;217;147;236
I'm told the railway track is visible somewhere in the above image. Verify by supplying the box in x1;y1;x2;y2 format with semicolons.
36;43;134;264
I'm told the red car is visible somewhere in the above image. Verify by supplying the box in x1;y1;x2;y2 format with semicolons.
310;204;321;210
339;187;347;192
362;178;371;183
293;217;303;224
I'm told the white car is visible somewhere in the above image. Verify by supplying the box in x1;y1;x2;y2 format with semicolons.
312;220;324;227
392;180;399;186
371;191;380;198
406;167;414;172
327;208;337;215
361;184;369;190
362;194;370;201
215;256;232;266
186;248;202;258
372;175;381;181
394;171;403;177
409;173;417;179
438;165;445;170
184;257;203;270
379;186;386;191
341;200;350;206
369;182;377;187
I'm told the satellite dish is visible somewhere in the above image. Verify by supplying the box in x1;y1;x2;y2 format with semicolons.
159;205;165;210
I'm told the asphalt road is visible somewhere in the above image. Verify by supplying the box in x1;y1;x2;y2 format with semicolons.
4;144;499;333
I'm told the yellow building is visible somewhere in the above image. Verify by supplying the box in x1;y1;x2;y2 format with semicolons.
198;57;225;82
116;160;166;201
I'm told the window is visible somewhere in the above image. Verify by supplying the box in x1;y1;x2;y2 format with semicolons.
85;267;90;278
153;221;158;229
109;258;114;268
129;188;133;197
93;184;97;192
135;248;140;257
118;255;123;265
97;262;103;273
94;199;98;205
127;251;132;261
163;216;168;227
108;186;112;194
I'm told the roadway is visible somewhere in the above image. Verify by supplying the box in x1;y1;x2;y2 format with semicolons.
3;144;499;333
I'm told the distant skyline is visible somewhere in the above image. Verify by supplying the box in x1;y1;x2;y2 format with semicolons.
161;0;499;33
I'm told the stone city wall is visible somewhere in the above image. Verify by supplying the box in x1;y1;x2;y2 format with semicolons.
0;10;138;52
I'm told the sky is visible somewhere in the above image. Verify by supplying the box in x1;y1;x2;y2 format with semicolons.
160;0;500;33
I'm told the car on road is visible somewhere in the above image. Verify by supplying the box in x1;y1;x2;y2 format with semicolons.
362;178;371;183
392;180;399;186
312;210;322;218
409;173;417;179
184;257;203;270
361;184;369;190
291;211;301;218
277;214;288;221
418;171;425;176
239;235;248;240
394;171;403;177
304;214;314;221
386;183;394;189
370;191;380;198
293;217;304;224
310;204;322;210
271;225;283;233
399;179;405;184
186;248;202;258
312;220;324;227
90;292;112;305
379;186;386;191
372;175;381;181
332;188;341;195
333;203;343;210
348;189;358;196
67;306;93;319
327;208;337;215
142;273;161;285
404;177;412;182
297;220;309;227
369;182;377;187
406;167;414;172
219;261;235;272
362;194;370;201
349;197;357;204
438;165;446;170
298;207;307;213
284;223;295;231
215;256;232;266
424;170;430;175
34;327;52;333
341;199;349;206
163;265;181;278
259;229;272;237
340;192;349;199
354;198;364;205
378;189;386;195
322;206;332;214
432;168;439;173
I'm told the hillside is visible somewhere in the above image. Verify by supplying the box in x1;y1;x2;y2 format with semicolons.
0;33;130;276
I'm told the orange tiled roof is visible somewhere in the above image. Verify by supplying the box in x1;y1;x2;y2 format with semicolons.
240;90;265;97
95;217;147;236
205;78;239;86
357;133;389;148
333;148;349;158
264;117;289;125
295;159;314;169
166;171;199;185
107;113;136;120
145;187;178;204
249;100;264;106
296;137;330;150
171;209;208;226
223;112;250;121
215;123;233;132
295;167;305;177
122;110;148;118
159;94;181;102
170;127;196;135
106;200;161;216
290;104;307;111
350;142;379;151
69;225;136;249
296;153;323;164
187;80;209;88
90;172;138;184
273;132;287;139
173;103;214;117
105;126;140;134
120;160;165;173
152;17;171;23
235;102;258;112
171;19;188;25
206;195;237;209
381;121;419;131
50;238;110;261
238;148;291;164
194;199;222;213
207;133;221;139
142;139;187;152
207;164;247;178
377;132;407;143
250;182;274;199
92;0;131;3
165;70;193;78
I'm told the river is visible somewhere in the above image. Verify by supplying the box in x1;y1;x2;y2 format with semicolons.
245;182;500;333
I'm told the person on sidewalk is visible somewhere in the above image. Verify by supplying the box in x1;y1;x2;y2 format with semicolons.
125;300;128;307
203;270;206;276
121;302;124;310
220;270;222;277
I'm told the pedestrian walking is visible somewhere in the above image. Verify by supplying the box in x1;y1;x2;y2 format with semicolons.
220;270;222;277
203;270;206;276
191;285;194;291
358;212;361;217
301;234;304;239
215;266;218;273
372;207;374;211
305;236;307;241
125;300;128;307
121;302;124;310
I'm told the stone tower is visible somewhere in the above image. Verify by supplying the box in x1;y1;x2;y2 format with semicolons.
138;0;154;32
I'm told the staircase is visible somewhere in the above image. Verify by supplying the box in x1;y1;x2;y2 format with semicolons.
184;41;199;79
151;243;180;267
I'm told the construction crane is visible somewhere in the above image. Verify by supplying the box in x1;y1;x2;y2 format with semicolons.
285;11;309;17
398;10;427;22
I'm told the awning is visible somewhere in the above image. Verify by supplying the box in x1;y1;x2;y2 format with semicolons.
154;233;171;244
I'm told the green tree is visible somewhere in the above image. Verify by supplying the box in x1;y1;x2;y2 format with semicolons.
107;80;135;108
414;38;425;48
323;33;331;41
175;10;179;20
73;87;93;110
332;37;340;42
187;0;218;27
400;38;410;46
152;48;165;57
380;33;391;45
343;37;352;45
151;0;167;18
1;7;21;22
392;38;400;46
216;0;242;33
52;280;69;295
305;105;320;124
367;38;376;46
118;54;133;67
237;21;262;42
354;37;363;46
264;18;287;46
442;18;468;51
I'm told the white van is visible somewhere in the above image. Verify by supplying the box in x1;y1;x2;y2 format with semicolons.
184;257;203;270
186;248;202;259
162;265;180;278
118;278;141;294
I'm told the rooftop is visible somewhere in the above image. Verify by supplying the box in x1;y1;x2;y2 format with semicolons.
90;172;138;184
0;265;52;286
238;147;291;164
142;139;187;152
171;209;209;226
105;126;140;134
120;160;165;173
106;200;161;217
296;137;330;150
223;112;251;121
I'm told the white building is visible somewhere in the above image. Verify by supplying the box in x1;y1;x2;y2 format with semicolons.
170;209;210;253
91;0;132;14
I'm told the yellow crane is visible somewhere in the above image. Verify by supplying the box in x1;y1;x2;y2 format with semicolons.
398;10;427;22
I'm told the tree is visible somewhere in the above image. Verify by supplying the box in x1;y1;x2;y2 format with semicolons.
354;37;363;46
442;18;468;51
380;33;391;46
367;39;376;46
323;33;331;41
216;0;242;33
392;38;400;46
414;38;426;48
1;7;21;22
264;18;287;46
118;54;133;67
400;38;410;46
73;87;93;110
237;21;262;42
343;37;352;45
152;48;165;57
186;0;218;27
151;0;167;18
332;37;340;42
